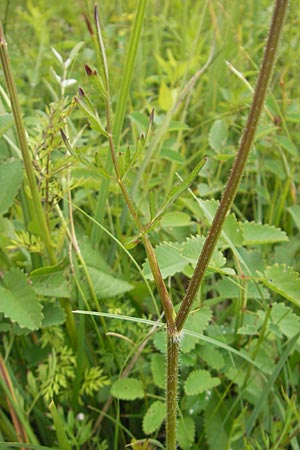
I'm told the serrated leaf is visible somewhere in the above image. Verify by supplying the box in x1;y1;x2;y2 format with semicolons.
153;331;167;354
111;378;144;400
259;264;300;306
181;307;212;353
177;416;195;450
0;268;43;330
41;302;65;327
143;401;165;435
0;159;23;216
208;119;228;152
143;242;187;280
184;369;220;396
241;222;288;245
151;354;165;389
30;271;70;298
200;346;225;370
88;267;133;298
182;235;226;269
0;113;14;137
271;302;300;339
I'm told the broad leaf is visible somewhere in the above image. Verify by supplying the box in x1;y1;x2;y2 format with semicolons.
208;119;228;152
88;267;133;298
177;416;195;450
181;307;212;353
258;264;300;306
287;205;300;231
0;268;43;330
143;401;165;435
270;302;300;339
143;242;187;280
184;369;220;396
241;222;288;245
0;159;23;216
182;235;226;269
151;354;165;389
204;393;229;450
111;378;144;400
0;113;14;137
30;271;70;298
41;302;65;327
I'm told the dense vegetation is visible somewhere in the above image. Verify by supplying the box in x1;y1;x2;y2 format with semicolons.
0;1;300;449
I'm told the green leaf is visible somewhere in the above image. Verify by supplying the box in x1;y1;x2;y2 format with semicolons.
181;307;212;353
151;354;165;389
143;242;187;280
287;205;300;231
241;222;288;245
270;302;300;339
204;392;229;450
200;346;225;370
153;157;206;223
143;401;165;435
161;211;191;228
182;235;226;269
41;302;65;327
177;417;195;450
49;401;72;450
88;267;133;298
184;369;220;396
259;264;300;306
0;268;43;330
30;271;70;298
0;159;23;216
275;135;298;156
111;378;144;400
158;80;173;111
0;113;14;137
208;119;228;152
246;333;300;436
160;148;185;163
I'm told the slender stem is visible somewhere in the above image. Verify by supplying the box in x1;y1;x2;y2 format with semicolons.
0;22;56;265
176;0;289;332
166;335;180;450
91;0;147;246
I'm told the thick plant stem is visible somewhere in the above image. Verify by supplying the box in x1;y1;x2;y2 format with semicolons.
176;0;289;332
166;333;180;450
0;22;56;265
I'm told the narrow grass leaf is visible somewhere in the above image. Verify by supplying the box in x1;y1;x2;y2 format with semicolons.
49;401;72;450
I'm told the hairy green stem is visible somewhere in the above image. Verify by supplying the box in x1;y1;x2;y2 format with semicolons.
0;22;56;265
176;0;289;331
166;335;180;450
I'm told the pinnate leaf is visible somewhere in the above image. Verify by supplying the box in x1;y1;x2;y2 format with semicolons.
0;268;43;330
143;242;187;280
184;369;220;396
143;401;165;434
208;119;228;152
111;378;144;400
